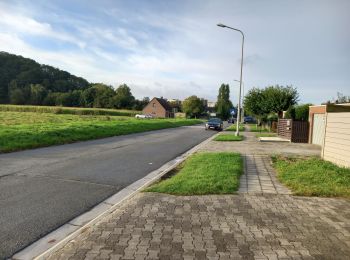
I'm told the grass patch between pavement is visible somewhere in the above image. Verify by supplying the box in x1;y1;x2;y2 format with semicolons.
256;133;277;138
249;124;270;132
272;156;350;198
0;111;202;153
145;152;243;195
214;134;243;141
225;124;245;132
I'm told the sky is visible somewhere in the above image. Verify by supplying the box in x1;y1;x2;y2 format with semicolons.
0;0;349;104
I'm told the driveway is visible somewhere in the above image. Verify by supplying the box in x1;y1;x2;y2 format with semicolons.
0;124;215;259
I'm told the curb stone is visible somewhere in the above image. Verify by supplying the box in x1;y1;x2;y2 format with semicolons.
12;127;221;260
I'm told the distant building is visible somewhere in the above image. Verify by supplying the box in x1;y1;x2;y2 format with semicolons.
142;97;174;118
207;101;216;113
207;101;216;108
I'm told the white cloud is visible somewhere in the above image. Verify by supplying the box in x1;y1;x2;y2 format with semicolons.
0;9;86;48
0;0;349;105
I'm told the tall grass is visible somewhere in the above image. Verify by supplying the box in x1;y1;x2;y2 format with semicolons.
0;104;140;117
0;111;202;152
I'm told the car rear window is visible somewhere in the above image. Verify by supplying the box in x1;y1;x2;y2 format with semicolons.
208;118;221;123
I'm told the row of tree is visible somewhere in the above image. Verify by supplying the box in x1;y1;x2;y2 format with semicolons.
0;52;150;110
8;81;149;110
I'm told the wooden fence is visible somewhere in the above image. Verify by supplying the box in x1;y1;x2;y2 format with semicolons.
277;119;309;143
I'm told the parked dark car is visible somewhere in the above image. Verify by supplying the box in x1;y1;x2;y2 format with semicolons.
205;118;223;131
243;116;256;124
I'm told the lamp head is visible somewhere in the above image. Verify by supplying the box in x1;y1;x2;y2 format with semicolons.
217;23;227;28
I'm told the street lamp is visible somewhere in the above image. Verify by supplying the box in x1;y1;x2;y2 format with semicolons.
217;23;244;136
234;79;245;123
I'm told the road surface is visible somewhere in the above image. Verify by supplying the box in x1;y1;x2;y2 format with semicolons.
0;124;216;259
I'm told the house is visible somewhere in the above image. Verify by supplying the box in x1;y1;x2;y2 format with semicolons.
142;97;174;118
308;103;350;168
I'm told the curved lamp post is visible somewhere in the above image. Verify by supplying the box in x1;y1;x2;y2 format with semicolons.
217;23;244;136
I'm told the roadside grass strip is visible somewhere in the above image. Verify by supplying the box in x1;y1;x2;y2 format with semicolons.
249;124;270;132
225;124;245;132
0;111;202;152
214;134;244;141
145;152;243;195
272;156;350;198
256;133;277;138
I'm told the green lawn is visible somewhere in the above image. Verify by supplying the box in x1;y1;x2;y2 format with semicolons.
145;152;243;195
225;124;245;132
248;124;270;132
272;156;350;198
0;111;202;152
256;133;277;138
214;134;243;141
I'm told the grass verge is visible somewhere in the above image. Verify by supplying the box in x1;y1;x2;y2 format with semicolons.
145;152;243;195
272;156;350;198
256;133;277;138
249;124;270;132
225;124;245;132
214;134;243;141
0;111;202;152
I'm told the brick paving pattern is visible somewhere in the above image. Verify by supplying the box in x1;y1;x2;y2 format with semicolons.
48;192;350;260
47;126;350;259
238;155;291;194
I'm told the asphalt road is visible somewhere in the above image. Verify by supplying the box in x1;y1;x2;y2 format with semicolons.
0;124;216;259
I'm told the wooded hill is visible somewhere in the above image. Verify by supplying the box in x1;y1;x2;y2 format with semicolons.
0;52;148;110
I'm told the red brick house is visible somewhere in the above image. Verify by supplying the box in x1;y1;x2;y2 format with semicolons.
142;97;174;118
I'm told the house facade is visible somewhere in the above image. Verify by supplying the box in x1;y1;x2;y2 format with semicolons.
142;97;174;118
308;103;350;168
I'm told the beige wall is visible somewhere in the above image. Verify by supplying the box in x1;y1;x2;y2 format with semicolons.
322;112;350;168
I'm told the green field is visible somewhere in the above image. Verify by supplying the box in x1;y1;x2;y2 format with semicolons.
0;110;202;152
214;134;244;141
145;152;243;195
272;156;350;198
0;104;139;117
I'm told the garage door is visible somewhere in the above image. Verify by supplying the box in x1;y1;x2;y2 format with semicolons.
312;114;325;146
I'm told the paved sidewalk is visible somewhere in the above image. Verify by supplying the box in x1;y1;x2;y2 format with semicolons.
45;128;350;260
48;193;350;260
238;155;291;194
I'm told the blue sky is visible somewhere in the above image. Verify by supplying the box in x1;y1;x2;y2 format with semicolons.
0;0;349;104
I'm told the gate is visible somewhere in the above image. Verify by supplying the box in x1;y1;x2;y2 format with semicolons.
312;114;325;146
277;119;309;143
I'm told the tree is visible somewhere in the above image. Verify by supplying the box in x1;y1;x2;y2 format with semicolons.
285;103;312;121
335;92;350;104
244;85;299;121
112;84;135;109
89;83;115;108
182;95;204;118
133;97;150;111
263;85;299;117
29;84;47;105
216;84;233;120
